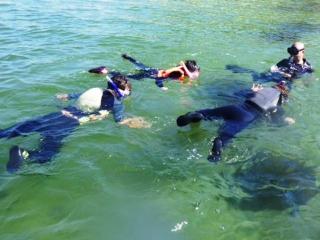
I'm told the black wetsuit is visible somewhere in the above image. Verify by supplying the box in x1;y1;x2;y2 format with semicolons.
275;57;313;77
1;89;124;173
226;57;313;84
177;87;286;162
121;55;177;88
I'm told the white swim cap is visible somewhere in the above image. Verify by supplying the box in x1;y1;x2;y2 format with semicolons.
76;87;103;113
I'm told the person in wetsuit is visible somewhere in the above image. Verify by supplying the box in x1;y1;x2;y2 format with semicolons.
225;41;314;84
176;82;290;162
270;42;313;80
1;74;133;173
88;54;200;90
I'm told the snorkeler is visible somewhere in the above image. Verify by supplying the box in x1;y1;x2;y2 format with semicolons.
1;74;148;173
270;42;313;80
226;41;314;84
88;54;200;90
176;81;292;162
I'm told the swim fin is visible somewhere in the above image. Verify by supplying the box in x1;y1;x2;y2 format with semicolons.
6;145;28;173
88;66;107;74
121;53;134;61
176;112;204;127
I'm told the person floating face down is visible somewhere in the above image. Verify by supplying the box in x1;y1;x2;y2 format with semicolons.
88;54;201;91
176;82;291;162
1;74;141;173
270;41;313;80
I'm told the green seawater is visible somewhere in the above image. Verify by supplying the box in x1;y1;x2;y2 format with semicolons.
1;0;320;239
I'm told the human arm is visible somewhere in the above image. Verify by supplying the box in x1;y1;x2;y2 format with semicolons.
78;110;109;124
119;117;152;128
155;79;168;90
305;60;314;73
56;93;81;101
157;67;185;80
270;59;293;80
61;109;109;125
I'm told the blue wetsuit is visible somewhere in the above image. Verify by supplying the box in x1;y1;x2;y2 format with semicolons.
275;57;313;78
1;89;125;172
0;107;82;165
121;54;175;88
177;86;286;162
226;58;313;84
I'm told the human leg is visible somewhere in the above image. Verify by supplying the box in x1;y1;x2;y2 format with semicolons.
0;119;42;139
208;120;253;162
25;114;79;164
122;54;153;70
177;104;259;162
177;105;244;127
5;114;79;173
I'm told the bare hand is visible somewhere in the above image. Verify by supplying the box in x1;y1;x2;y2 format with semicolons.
251;83;263;92
56;93;69;101
120;117;152;128
284;117;295;125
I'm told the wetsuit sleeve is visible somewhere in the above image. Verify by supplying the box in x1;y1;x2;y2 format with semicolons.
306;60;314;73
155;78;165;88
276;59;290;69
112;101;125;122
67;93;81;100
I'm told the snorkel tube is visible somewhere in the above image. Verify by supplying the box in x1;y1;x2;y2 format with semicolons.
106;76;131;98
106;76;124;97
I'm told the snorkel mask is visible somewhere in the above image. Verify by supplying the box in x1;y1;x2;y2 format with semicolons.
287;45;304;56
106;76;131;98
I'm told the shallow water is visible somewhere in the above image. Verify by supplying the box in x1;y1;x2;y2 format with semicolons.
1;0;320;239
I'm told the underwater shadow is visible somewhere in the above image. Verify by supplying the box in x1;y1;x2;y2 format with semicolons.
225;153;319;213
260;22;320;43
225;64;283;84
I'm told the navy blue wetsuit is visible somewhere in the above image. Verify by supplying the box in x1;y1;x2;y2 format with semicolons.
121;55;176;88
226;57;313;84
177;87;286;162
0;107;82;165
1;89;125;172
274;57;313;78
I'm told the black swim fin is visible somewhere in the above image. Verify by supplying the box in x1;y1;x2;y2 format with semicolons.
176;112;204;127
6;145;27;173
88;66;107;74
121;53;134;61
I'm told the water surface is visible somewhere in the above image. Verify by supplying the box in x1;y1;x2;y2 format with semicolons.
1;0;320;239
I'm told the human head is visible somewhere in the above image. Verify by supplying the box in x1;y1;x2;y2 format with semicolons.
182;60;200;80
287;42;305;61
184;60;200;72
107;74;132;97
